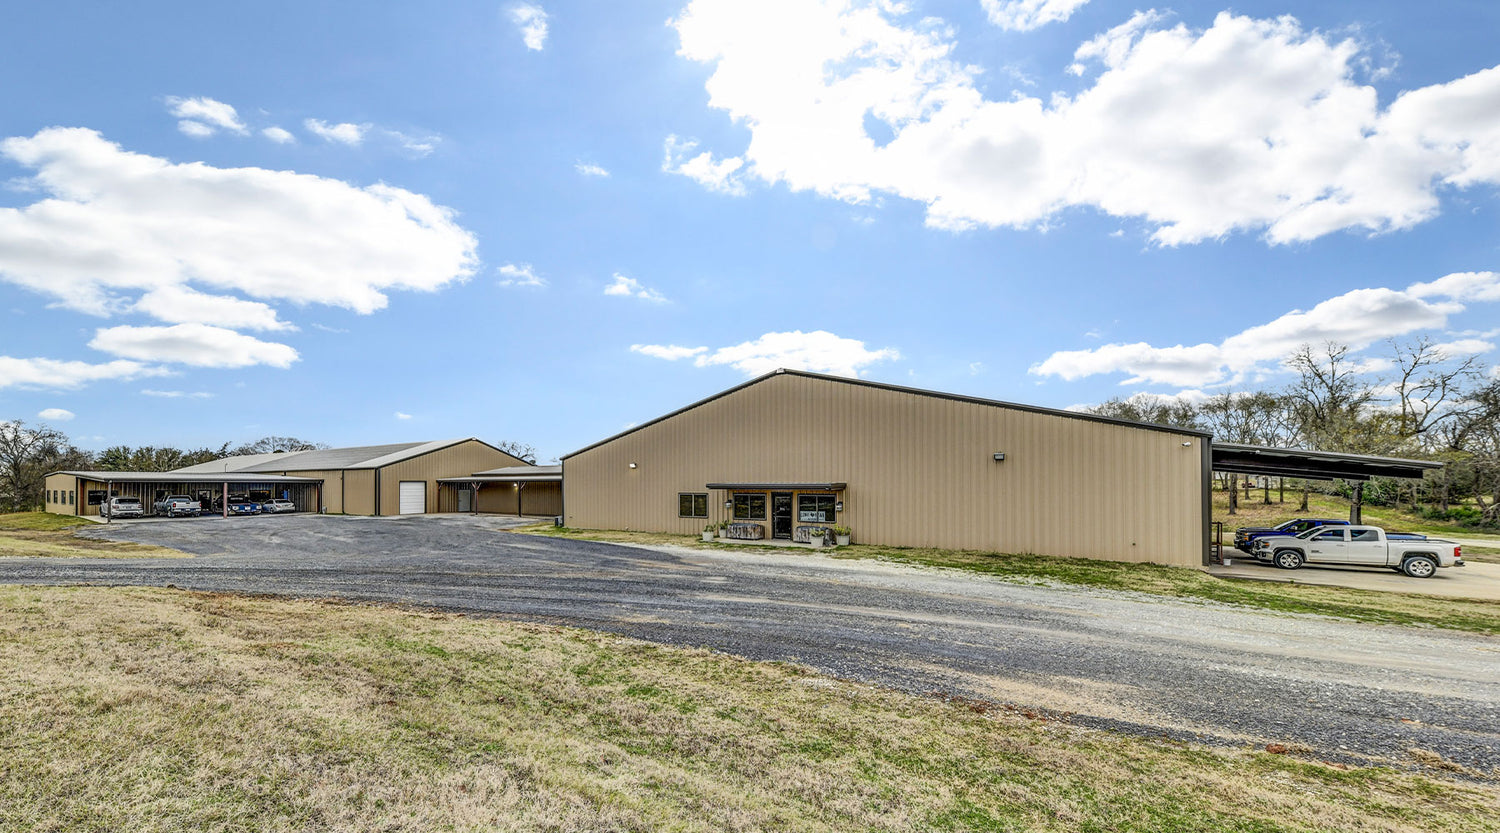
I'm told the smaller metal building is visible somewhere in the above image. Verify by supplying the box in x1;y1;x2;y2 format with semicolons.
43;471;323;517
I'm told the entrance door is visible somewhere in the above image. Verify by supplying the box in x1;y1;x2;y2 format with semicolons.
457;487;473;513
771;492;793;539
398;481;427;515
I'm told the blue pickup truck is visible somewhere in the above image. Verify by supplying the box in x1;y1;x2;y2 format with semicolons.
1234;518;1348;552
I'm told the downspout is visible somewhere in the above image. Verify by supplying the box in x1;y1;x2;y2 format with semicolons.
374;468;381;517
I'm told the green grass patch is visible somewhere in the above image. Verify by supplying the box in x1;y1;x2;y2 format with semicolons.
524;526;1500;636
0;511;94;531
0;585;1495;832
0;511;186;559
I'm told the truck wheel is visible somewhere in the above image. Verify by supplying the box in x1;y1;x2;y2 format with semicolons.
1401;556;1437;578
1273;549;1303;570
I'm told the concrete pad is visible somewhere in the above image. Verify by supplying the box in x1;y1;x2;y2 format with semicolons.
1210;557;1500;600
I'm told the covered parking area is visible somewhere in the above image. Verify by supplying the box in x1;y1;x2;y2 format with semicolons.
42;471;323;517
436;465;563;517
1208;443;1443;561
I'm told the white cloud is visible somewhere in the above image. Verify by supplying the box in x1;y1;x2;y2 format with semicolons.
89;324;299;369
304;118;367;146
388;130;439;157
1030;273;1500;387
0;356;166;391
37;408;75;421
604;273;668;302
133;285;294;331
1407;271;1500;303
633;330;899;377
510;3;549;50
662;135;746;195
982;0;1091;32
575;161;610;177
497;263;547;288
262;126;295;144
0;128;477;318
669;3;1500;244
395;411;413;420
141;389;213;399
630;344;707;361
165;96;247;136
1430;338;1495;356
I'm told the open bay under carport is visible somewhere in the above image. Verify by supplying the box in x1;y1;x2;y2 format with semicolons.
436;465;562;517
42;471;323;517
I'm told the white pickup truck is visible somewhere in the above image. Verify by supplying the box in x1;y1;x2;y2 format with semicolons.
154;494;201;517
1250;525;1463;578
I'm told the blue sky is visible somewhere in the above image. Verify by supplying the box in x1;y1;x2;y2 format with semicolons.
2;0;1498;461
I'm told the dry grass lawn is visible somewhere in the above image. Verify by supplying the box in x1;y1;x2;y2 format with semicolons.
0;585;1495;832
0;512;186;559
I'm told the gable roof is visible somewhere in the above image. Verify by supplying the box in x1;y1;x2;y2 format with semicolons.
562;368;1210;460
172;439;508;474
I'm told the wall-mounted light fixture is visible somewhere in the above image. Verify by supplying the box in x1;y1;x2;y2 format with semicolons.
834;500;844;512
724;499;733;509
628;462;638;469
1181;442;1193;448
992;452;1006;462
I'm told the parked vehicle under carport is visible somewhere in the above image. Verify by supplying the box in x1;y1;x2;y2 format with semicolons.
1251;525;1463;577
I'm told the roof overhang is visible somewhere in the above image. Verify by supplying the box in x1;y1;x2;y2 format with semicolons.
51;471;323;484
437;475;562;484
1210;444;1442;481
706;482;847;491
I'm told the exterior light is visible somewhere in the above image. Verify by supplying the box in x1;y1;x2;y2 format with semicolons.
628;462;638;469
835;500;844;512
1181;442;1192;447
724;500;732;509
993;452;1006;462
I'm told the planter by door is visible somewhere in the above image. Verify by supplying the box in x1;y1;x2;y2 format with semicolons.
836;534;850;546
702;530;715;542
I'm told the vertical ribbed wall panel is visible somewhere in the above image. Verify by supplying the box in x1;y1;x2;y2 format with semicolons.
563;373;1204;566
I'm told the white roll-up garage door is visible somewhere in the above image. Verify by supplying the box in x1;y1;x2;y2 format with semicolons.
398;481;427;515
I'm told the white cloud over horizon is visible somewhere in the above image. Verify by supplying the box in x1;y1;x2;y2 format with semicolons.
262;126;295;144
497;263;547;288
89;324;300;368
141;389;214;399
0;356;168;391
982;0;1092;32
304;118;367;145
632;329;900;377
575;161;610;177
37;408;75;421
668;2;1500;245
1031;271;1500;388
510;4;549;51
604;273;668;302
166;96;247;137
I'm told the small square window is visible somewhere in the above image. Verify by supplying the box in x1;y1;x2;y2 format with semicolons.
678;493;708;518
733;493;767;520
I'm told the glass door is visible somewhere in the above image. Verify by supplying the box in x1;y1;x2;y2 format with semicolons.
771;492;793;539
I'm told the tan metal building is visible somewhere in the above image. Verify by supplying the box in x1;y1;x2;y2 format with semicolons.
562;370;1213;567
165;438;529;516
43;471;323;517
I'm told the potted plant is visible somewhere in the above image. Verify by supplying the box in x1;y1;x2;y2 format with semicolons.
702;523;716;542
832;525;851;546
809;526;828;548
718;520;731;538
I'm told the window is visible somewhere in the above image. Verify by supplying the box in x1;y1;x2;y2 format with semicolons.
733;493;767;520
678;493;708;518
797;494;836;523
1350;529;1380;542
1313;529;1346;541
69;491;75;505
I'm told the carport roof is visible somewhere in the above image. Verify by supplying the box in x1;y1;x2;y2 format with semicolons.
1210;443;1442;481
49;471;323;483
439;465;562;483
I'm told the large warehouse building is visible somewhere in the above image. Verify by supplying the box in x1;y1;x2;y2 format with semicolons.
46;438;531;517
562;369;1213;567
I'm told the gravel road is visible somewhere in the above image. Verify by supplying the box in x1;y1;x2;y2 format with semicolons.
5;514;1498;772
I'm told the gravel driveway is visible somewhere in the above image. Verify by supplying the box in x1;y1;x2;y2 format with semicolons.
4;514;1498;772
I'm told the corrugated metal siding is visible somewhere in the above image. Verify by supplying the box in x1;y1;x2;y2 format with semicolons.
43;473;77;515
343;470;376;516
563;373;1205;567
520;483;562;516
272;469;345;513
375;440;527;516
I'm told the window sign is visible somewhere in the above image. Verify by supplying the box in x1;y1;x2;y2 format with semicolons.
797;494;836;523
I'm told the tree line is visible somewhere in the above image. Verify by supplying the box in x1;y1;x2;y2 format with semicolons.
0;425;541;514
1088;339;1499;526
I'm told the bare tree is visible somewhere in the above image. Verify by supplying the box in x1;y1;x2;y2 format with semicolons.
1386;336;1483;445
231;436;328;456
1086;394;1201;431
0;421;70;512
495;440;539;465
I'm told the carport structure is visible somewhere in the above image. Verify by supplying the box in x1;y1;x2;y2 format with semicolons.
436;465;563;517
1209;443;1443;534
42;471;323;518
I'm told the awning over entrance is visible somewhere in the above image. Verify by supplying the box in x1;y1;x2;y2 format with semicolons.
1210;443;1441;481
706;482;847;491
